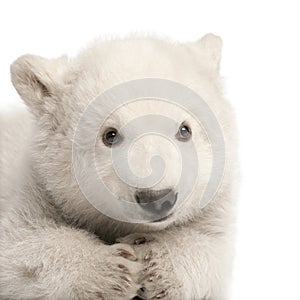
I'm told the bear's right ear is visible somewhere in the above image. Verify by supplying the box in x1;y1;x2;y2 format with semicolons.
194;33;223;73
10;54;69;117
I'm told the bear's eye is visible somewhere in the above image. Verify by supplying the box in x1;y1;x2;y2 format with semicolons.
176;123;192;141
102;128;121;146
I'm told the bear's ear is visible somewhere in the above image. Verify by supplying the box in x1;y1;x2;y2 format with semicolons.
10;54;69;117
195;33;222;73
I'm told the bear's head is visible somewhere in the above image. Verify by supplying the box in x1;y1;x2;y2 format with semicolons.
10;34;233;236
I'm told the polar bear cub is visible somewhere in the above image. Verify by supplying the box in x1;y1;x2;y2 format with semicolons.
0;34;237;300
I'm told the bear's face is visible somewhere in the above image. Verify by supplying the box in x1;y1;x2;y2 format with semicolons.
11;34;227;231
92;99;213;224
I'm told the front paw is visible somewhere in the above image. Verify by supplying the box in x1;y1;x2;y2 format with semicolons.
118;234;182;300
97;243;143;300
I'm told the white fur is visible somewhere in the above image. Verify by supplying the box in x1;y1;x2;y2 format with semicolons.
0;34;238;300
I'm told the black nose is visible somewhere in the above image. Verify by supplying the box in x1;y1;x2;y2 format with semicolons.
134;188;177;215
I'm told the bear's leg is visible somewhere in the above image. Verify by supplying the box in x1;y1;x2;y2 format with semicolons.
0;222;142;300
119;227;232;300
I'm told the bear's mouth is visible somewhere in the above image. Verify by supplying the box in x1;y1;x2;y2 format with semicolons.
152;213;173;223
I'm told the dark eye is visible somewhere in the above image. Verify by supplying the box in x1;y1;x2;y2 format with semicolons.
102;128;121;146
176;123;192;141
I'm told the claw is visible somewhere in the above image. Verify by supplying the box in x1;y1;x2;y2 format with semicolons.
120;275;131;285
144;250;153;261
134;237;147;245
149;261;156;267
148;273;155;282
114;248;137;261
95;292;105;299
117;264;129;274
155;290;167;299
144;261;157;272
113;285;124;295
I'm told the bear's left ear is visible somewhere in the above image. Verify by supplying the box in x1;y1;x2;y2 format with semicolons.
194;33;223;73
10;54;69;117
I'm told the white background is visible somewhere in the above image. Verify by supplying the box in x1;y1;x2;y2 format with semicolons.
1;1;300;299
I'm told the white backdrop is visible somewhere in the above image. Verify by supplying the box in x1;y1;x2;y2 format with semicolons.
1;1;300;299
